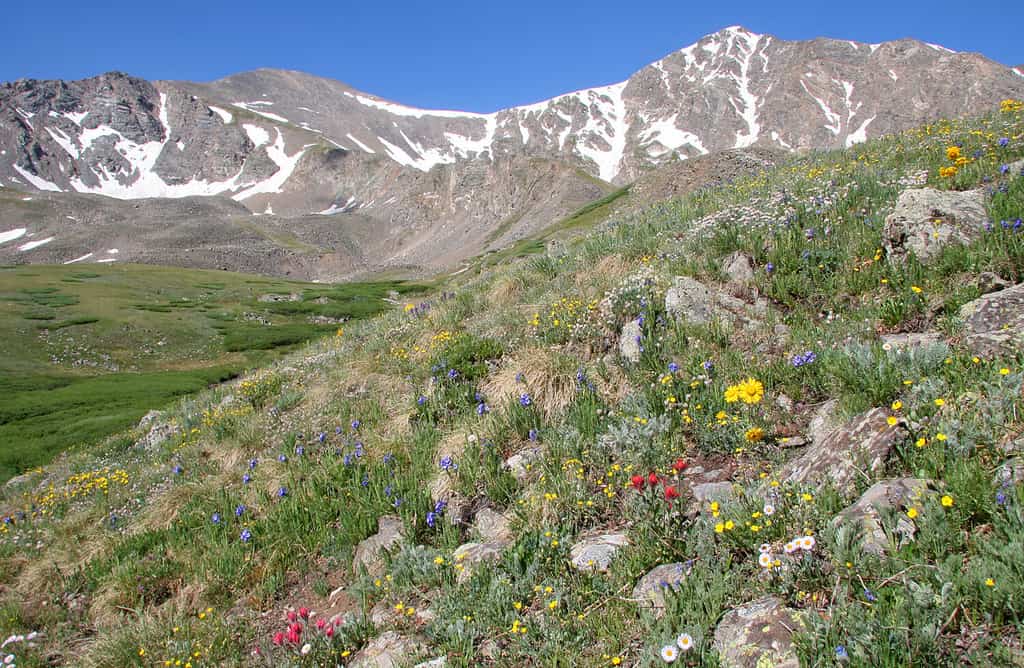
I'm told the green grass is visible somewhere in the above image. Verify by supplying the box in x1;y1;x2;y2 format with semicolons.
0;367;239;481
0;264;428;480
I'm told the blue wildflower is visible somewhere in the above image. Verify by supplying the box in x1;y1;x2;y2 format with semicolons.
361;476;369;487
351;419;361;431
515;372;525;383
235;505;246;517
996;490;1007;506
528;429;538;441
439;456;457;472
999;137;1010;147
383;452;395;465
519;393;532;407
1002;164;1011;174
864;588;877;602
836;645;849;661
172;465;183;475
447;369;459;380
242;473;252;484
278;454;288;463
791;351;817;368
384;485;392;497
765;262;775;274
703;359;714;373
211;513;221;525
426;511;438;528
249;458;258;469
318;432;326;443
295;445;304;456
417;395;427;405
476;403;489;415
277;487;288;497
668;362;679;373
240;528;252;542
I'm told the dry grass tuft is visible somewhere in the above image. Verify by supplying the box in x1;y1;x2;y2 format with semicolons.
575;254;631;297
481;346;581;418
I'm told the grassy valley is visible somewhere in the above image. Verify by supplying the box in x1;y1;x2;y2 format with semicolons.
0;264;426;480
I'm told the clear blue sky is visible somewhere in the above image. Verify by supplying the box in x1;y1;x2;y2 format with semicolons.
4;0;1022;113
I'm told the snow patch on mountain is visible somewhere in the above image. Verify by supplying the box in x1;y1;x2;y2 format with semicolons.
574;82;628;182
0;228;27;245
232;130;309;200
18;236;54;251
208;106;233;123
13;164;62;192
344;92;487;120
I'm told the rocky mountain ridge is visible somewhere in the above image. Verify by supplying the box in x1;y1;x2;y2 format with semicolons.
1;26;1023;278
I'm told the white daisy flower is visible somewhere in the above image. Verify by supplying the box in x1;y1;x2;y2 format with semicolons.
677;633;694;652
759;543;771;553
758;552;773;568
763;503;775;516
661;644;678;662
800;535;816;551
784;541;798;554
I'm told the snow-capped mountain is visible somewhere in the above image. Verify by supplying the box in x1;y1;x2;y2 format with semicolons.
1;26;1022;277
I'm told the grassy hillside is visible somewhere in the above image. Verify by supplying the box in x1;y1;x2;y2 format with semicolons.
0;264;427;479
0;100;1023;667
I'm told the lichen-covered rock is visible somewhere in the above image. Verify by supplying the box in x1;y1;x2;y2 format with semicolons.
569;532;629;572
135;411;181;451
833;478;932;555
958;283;1024;357
782;408;902;493
713;597;803;668
619;319;642;362
632;562;691;618
690;481;736;505
352;516;405;577
722;251;756;284
349;631;425;668
883;187;988;263
451;542;506;584
665;276;716;325
504;448;541;482
880;331;944;353
473;508;513;544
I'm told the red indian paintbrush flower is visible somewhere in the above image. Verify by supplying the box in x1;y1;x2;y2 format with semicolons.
647;472;659;486
664;486;680;501
631;474;645;489
673;459;687;473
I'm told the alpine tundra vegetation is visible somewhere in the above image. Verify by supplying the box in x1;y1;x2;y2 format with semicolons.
0;98;1022;667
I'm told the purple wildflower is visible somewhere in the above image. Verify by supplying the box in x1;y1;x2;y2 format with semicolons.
519;393;532;407
240;528;252;542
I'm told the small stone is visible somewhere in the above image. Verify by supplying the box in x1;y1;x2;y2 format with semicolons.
504;449;541;482
959;283;1024;357
473;508;513;544
451;542;506;584
833;478;933;555
722;251;756;284
352;516;405;577
569;532;629;572
713;597;803;668
632;563;691;618
618;319;642;362
349;631;425;668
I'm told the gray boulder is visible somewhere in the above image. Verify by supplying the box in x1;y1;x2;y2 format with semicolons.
722;251;756;284
451;542;507;584
352;516;405;577
833;478;932;555
713;597;803;668
568;532;629;572
958;282;1024;357
349;631;425;668
618;319;642;362
782;408;903;494
665;276;716;325
883;187;988;263
632;562;691;618
473;508;513;544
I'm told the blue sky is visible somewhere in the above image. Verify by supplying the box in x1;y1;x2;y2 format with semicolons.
4;0;1022;113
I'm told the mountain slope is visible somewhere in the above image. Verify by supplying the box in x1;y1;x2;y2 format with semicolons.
0;26;1022;278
